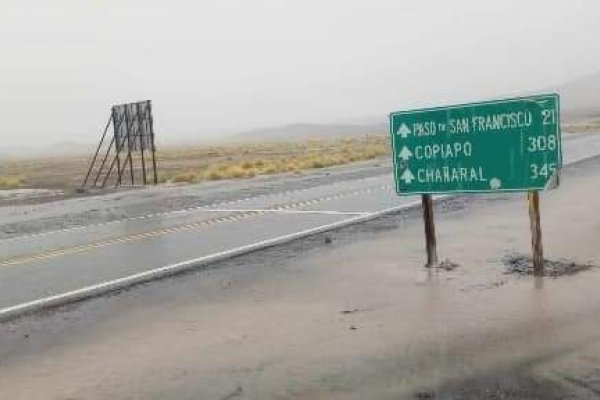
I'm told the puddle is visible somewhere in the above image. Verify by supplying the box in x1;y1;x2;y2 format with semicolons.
435;259;460;271
503;254;595;277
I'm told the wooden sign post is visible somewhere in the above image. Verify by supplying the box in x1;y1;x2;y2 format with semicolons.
528;191;544;275
421;194;438;267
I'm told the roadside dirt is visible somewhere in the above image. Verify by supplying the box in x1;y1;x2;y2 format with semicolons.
1;158;600;399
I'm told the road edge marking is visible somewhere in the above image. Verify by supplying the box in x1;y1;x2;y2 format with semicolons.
0;197;444;322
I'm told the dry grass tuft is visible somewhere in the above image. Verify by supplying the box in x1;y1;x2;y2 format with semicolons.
172;171;200;183
0;176;25;189
156;135;390;184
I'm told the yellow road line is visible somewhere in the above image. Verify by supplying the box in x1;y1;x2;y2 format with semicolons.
0;184;390;267
0;211;260;267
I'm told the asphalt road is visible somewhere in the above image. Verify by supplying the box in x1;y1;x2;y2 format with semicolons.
4;151;600;399
1;133;600;313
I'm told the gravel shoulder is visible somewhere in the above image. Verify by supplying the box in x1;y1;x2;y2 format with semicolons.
1;157;600;399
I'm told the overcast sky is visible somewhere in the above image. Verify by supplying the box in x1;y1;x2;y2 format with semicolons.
1;0;599;148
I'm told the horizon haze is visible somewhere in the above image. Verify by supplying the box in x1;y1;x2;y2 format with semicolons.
2;0;600;152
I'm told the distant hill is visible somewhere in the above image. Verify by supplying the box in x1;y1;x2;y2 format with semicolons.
236;72;600;142
237;122;388;142
0;141;93;158
4;72;599;155
548;71;600;120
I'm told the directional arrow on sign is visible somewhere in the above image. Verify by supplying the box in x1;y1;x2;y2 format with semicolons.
397;123;411;138
401;168;415;184
398;146;413;161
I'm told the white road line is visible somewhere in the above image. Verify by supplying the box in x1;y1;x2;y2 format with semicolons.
1;180;393;243
180;209;368;216
0;198;428;322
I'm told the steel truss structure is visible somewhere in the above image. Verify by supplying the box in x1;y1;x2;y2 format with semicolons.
81;100;158;189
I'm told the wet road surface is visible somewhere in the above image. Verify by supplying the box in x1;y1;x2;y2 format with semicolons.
2;154;600;398
0;133;600;313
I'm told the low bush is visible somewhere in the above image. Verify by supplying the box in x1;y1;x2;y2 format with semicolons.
0;176;24;189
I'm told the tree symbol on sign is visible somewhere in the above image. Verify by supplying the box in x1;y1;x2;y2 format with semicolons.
489;178;502;190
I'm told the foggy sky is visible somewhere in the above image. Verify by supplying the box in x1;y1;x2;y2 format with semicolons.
1;0;599;148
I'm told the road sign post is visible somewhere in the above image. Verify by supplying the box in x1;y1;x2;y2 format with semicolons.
528;191;544;275
421;194;438;267
389;94;561;270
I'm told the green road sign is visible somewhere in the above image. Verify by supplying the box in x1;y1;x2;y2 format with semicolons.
389;94;561;195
